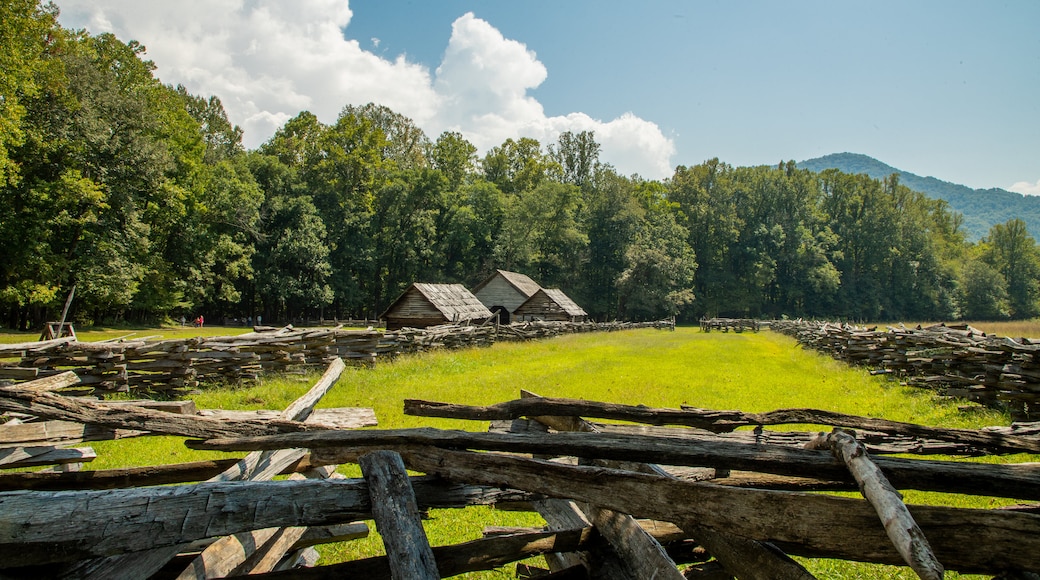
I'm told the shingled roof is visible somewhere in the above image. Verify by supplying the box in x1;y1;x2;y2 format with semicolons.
412;283;494;321
514;288;588;321
472;270;542;299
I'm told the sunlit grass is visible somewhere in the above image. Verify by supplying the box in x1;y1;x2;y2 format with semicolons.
11;326;1030;579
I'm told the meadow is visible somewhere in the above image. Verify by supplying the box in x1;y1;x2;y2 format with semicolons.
3;324;1032;578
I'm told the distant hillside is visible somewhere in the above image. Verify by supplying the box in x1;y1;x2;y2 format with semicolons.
797;152;1039;241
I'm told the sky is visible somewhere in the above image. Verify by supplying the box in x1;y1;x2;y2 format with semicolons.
54;0;1040;193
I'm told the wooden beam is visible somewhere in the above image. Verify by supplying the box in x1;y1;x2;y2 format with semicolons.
360;451;440;579
808;429;943;580
245;527;599;579
2;371;81;393
403;398;1040;454
62;359;348;579
391;445;1040;574
0;387;317;440
186;427;1040;501
0;477;534;568
0;419;144;448
0;445;95;469
196;407;377;430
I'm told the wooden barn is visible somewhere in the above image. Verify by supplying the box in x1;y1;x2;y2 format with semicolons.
381;283;494;330
513;288;588;322
471;270;542;324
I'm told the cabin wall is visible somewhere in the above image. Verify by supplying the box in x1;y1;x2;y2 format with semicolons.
474;276;529;314
383;290;448;330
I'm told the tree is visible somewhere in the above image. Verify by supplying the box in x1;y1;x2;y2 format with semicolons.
342;103;430;170
482;137;560;196
432;131;477;190
616;202;696;320
958;259;1010;320
0;0;58;186
980;219;1040;318
549;130;600;191
495;181;587;287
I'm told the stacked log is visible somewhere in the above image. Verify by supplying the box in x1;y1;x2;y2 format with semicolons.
771;320;1040;418
1;320;675;396
699;318;762;333
497;319;675;341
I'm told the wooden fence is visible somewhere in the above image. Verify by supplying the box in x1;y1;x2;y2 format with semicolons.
0;320;674;396
771;319;1040;419
699;317;762;333
2;369;1037;579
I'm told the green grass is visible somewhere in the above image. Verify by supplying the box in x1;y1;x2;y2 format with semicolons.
15;327;1030;578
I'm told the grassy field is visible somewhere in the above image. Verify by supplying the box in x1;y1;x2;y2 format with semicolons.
5;325;1031;578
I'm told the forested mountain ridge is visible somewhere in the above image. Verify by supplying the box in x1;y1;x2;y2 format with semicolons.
798;152;1040;241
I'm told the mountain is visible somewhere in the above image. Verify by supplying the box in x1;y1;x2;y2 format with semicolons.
797;152;1039;241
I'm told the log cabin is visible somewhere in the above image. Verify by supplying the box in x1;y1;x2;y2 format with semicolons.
471;270;543;324
513;288;588;323
381;283;494;330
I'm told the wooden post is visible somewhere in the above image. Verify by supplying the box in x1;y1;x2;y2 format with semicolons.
360;450;440;580
808;429;943;580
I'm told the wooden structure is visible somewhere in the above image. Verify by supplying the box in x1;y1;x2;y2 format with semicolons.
2;366;1039;578
1;321;676;396
772;319;1040;419
513;288;588;323
699;317;761;333
381;283;494;331
472;270;543;324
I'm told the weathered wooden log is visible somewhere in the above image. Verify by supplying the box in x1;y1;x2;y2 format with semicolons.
93;399;197;414
519;390;812;580
518;390;691;580
63;358;348;580
187;427;1040;501
1;370;80;393
807;430;942;580
0;477;534;567
360;451;440;579
391;445;1040;573
403;398;1040;454
195;407;377;430
590;420;982;456
0;458;241;491
0;419;144;448
249;527;596;580
0;445;96;469
0;387;317;440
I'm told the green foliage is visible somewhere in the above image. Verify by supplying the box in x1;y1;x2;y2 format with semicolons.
5;11;1040;329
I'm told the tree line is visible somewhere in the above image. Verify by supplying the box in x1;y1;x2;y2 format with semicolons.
2;2;1038;329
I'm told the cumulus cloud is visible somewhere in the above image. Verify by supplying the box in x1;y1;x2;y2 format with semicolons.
1010;180;1040;196
55;2;675;179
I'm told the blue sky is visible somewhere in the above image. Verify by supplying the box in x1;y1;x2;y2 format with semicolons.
57;0;1039;192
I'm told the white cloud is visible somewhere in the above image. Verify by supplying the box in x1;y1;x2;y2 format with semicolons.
1010;180;1040;196
55;2;675;179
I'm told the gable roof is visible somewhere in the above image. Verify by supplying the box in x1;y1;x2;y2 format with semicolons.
541;288;588;317
516;288;588;317
472;269;542;298
409;283;494;321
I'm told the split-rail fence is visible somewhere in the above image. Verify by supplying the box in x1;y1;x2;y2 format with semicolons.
1;359;1037;579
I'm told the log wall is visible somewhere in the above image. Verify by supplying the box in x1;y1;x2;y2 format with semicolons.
771;319;1040;419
